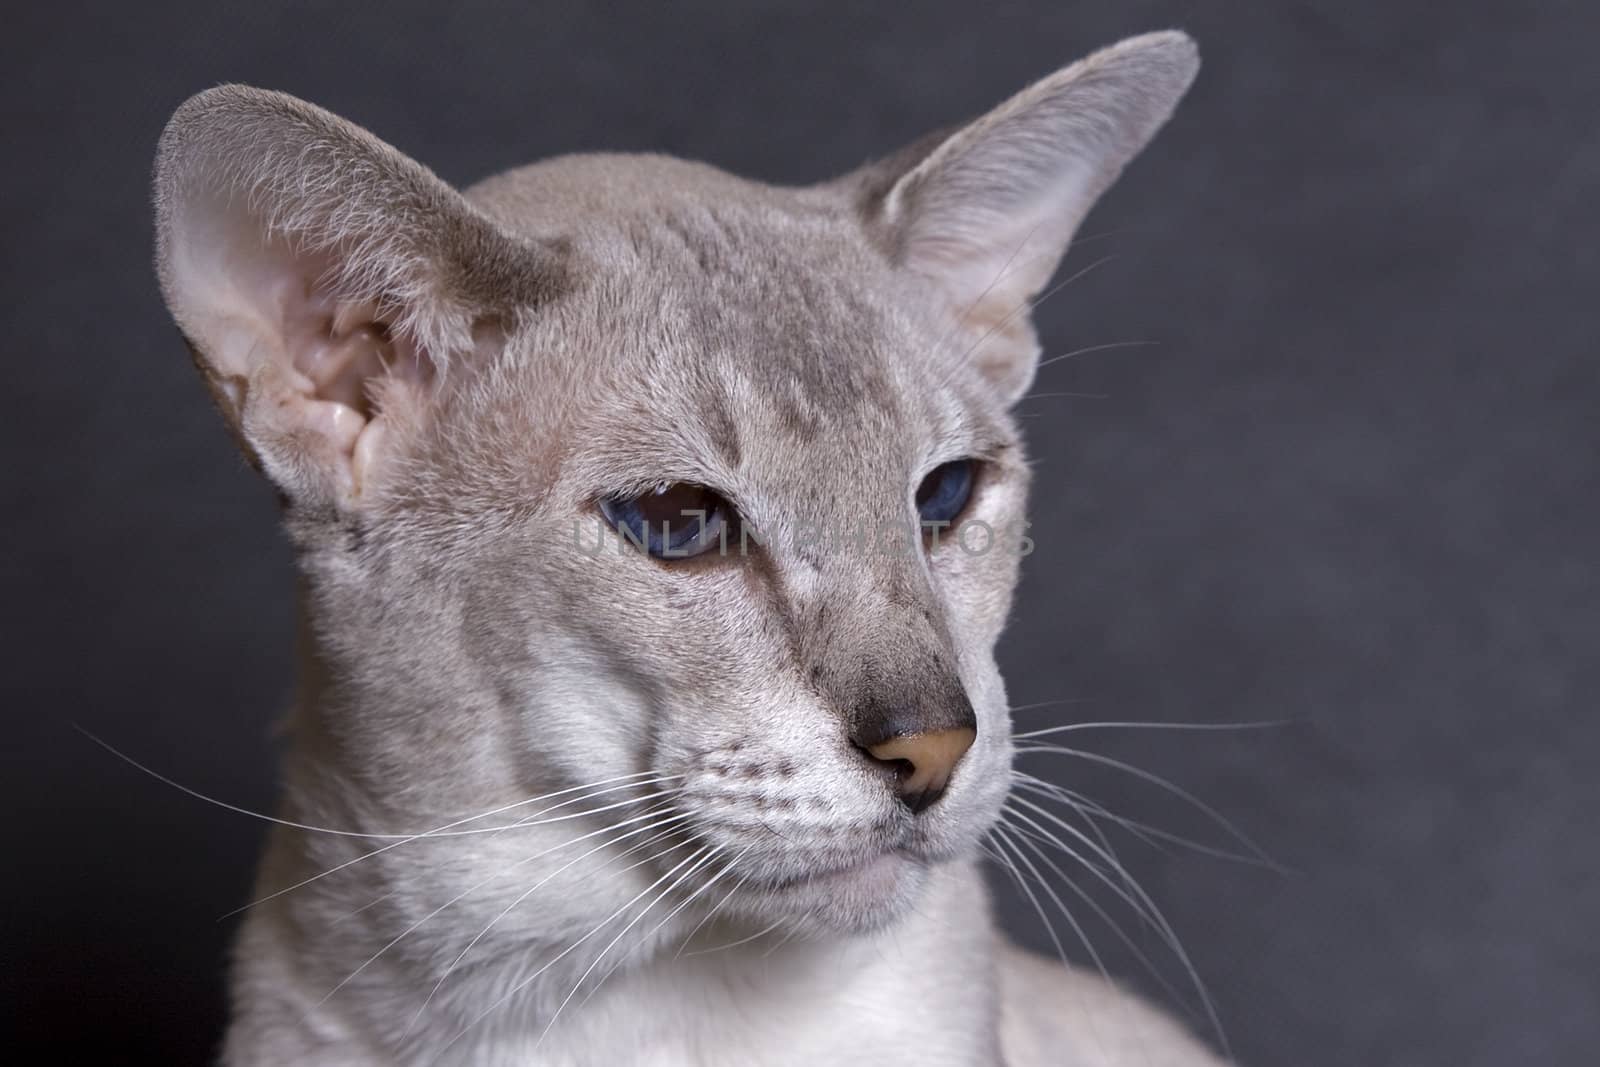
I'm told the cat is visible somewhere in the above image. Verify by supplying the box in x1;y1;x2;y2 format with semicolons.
153;29;1224;1066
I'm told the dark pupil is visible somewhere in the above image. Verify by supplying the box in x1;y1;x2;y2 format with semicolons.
916;460;973;524
602;482;729;558
635;483;715;530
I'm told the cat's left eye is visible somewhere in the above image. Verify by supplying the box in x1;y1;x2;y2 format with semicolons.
599;482;731;560
916;459;976;528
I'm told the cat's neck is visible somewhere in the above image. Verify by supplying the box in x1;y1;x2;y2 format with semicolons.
230;807;1000;1065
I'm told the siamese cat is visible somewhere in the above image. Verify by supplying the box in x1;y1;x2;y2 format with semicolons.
153;29;1225;1066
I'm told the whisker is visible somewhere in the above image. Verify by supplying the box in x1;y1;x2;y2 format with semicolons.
1003;806;1173;958
1003;814;1164;962
1015;774;1281;871
930;221;1044;366
78;726;674;842
1014;390;1109;401
1015;719;1290;740
1005;798;1171;936
760;921;803;959
433;845;715;1063
1005;698;1092;716
985;826;1072;971
994;824;1110;975
682;915;785;957
986;826;1124;1064
1058;224;1155;248
331;888;397;926
321;800;690;1011
229;777;684;918
1011;776;1139;878
943;254;1119;381
1033;339;1157;371
931;242;1118;392
400;807;694;1038
1014;772;1171;852
1014;741;1275;866
534;845;723;1051
996;814;1184;1066
671;866;751;960
1002;798;1231;1059
576;845;750;1013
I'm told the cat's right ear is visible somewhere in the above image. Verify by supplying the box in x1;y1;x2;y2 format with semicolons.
154;86;564;514
847;32;1199;405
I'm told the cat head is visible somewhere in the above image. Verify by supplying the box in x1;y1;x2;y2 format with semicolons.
155;32;1197;933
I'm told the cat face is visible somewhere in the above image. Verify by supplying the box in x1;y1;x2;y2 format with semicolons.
155;33;1197;934
418;174;1032;929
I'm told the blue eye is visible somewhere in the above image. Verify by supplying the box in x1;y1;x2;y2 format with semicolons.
599;482;730;559
916;459;976;527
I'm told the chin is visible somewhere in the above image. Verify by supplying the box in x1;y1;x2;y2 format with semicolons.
742;850;933;935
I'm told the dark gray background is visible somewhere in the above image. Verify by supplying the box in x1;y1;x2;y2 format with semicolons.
4;2;1595;1064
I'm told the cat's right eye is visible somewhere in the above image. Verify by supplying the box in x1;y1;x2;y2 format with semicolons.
916;459;976;529
599;482;731;560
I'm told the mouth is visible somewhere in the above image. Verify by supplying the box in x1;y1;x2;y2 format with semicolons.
760;848;916;894
730;847;929;934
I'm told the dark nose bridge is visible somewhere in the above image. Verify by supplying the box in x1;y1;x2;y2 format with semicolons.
801;561;976;811
846;651;975;747
811;561;965;729
833;570;973;722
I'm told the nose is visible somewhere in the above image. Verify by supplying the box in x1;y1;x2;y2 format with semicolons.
858;726;976;813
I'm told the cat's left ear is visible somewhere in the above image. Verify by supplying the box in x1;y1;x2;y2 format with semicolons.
154;86;565;515
852;31;1199;404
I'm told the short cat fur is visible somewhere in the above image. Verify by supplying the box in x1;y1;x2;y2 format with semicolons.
153;30;1225;1066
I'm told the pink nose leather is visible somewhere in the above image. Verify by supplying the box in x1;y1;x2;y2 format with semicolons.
866;727;976;812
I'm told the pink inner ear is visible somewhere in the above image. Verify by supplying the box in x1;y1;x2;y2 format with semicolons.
299;323;390;411
264;285;440;497
160;147;461;504
291;292;435;417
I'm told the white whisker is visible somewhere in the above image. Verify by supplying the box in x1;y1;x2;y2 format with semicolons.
673;869;753;960
534;845;723;1050
400;807;695;1038
944;253;1119;378
1005;698;1092;716
321;800;689;1011
1015;719;1290;739
231;777;684;918
930;223;1044;376
433;845;715;1063
331;888;397;926
1014;741;1274;865
1011;777;1139;879
996;816;1166;1067
682;916;785;958
1005;798;1169;935
988;826;1124;1064
1001;810;1193;1008
1015;390;1109;401
1033;339;1156;371
1015;773;1281;870
760;921;803;959
574;846;750;1016
986;826;1072;970
1002;798;1231;1060
79;726;674;842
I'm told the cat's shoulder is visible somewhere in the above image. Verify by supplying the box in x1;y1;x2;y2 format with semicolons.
996;941;1230;1067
